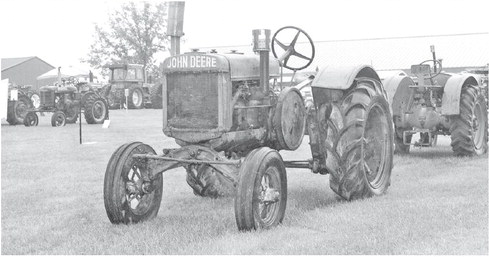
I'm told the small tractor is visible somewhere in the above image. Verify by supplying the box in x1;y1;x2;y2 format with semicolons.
6;83;35;125
23;77;109;127
103;26;395;230
104;64;158;109
383;46;488;156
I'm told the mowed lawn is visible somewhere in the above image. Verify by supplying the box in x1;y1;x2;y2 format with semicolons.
1;109;487;254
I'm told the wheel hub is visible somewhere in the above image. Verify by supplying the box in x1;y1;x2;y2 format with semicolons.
260;188;280;204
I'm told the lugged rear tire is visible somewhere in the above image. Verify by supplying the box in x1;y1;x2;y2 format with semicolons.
84;93;108;124
394;122;412;154
450;85;488;156
7;94;32;125
128;87;144;109
104;142;163;224
186;164;234;198
324;78;394;200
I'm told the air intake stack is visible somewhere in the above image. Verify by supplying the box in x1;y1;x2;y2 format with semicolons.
252;29;271;93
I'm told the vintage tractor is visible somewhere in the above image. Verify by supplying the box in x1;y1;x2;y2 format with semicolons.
383;46;488;156
103;26;394;230
103;64;156;109
23;77;109;127
6;83;35;125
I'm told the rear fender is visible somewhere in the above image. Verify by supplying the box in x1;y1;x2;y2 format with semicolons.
441;74;479;115
383;75;415;116
310;65;383;106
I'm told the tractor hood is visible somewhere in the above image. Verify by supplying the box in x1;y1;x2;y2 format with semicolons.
162;52;280;81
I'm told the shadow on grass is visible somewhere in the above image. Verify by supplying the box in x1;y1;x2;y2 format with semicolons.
398;147;454;159
287;186;340;211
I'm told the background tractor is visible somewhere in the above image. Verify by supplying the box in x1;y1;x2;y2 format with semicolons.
6;83;35;125
104;64;158;109
104;20;395;230
383;46;488;156
23;76;109;127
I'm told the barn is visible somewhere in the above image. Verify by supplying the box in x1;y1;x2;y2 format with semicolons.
1;56;55;91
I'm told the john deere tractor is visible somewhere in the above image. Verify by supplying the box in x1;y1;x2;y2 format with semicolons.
104;64;155;109
104;26;394;230
23;77;109;127
383;46;488;156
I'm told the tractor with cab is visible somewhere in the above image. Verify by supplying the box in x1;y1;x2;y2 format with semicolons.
103;63;157;109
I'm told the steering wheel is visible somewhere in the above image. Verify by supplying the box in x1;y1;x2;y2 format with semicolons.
271;26;315;71
419;59;442;79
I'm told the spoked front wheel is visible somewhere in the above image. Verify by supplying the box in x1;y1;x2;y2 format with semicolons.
235;147;287;231
104;142;163;224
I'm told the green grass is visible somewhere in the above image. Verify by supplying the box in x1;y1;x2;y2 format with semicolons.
1;109;488;254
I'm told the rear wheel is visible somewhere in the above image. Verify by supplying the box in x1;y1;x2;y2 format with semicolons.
325;78;394;200
51;111;66;127
394;122;411;154
234;147;287;231
7;94;32;125
84;93;108;124
450;85;488;156
128;87;144;109
104;142;163;224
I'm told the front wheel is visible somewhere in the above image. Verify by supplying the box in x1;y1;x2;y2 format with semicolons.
234;147;287;231
23;112;39;127
325;78;394;200
51;111;66;127
104;142;163;224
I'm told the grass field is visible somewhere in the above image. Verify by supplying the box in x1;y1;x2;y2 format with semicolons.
1;109;488;254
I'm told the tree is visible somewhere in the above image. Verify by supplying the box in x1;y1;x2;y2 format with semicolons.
83;2;168;78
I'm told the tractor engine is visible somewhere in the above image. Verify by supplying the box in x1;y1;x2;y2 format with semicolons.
162;51;282;153
39;85;77;109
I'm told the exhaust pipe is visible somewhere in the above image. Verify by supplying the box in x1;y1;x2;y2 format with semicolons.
167;1;185;56
252;29;271;93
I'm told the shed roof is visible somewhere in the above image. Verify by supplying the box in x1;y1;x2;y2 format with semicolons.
1;56;54;72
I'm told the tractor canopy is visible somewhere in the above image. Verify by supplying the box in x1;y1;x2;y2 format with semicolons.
108;64;144;83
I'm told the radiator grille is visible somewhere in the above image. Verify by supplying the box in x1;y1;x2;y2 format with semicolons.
40;90;55;107
167;73;219;129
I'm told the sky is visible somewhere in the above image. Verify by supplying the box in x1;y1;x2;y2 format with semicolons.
0;0;488;74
